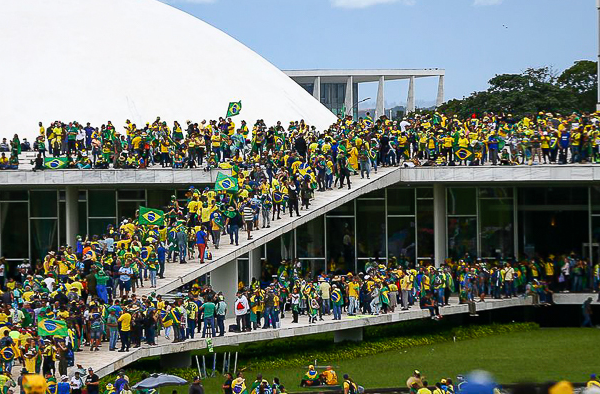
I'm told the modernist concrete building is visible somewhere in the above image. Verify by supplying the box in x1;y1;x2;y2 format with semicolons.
284;69;445;118
3;165;600;298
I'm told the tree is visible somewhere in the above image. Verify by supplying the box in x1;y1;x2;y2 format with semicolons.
557;60;597;111
439;62;595;117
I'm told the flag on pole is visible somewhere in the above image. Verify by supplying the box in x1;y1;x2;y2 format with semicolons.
38;319;68;337
214;172;239;193
138;207;165;226
44;157;68;169
226;101;242;117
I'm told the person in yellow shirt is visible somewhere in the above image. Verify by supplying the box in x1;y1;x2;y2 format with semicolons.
118;310;132;352
346;278;360;316
159;138;171;168
416;381;431;394
321;367;338;385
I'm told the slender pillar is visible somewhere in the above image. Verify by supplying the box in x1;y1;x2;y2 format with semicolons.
160;350;191;369
406;76;415;113
433;184;446;268
65;186;78;247
436;75;445;108
210;259;238;318
334;327;363;343
344;76;354;118
375;76;385;119
313;76;321;101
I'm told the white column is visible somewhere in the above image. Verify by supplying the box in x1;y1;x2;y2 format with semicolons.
249;246;262;282
436;75;445;108
375;76;385;119
210;259;238;318
313;76;321;101
344;76;354;118
65;186;78;247
406;76;415;114
433;184;446;268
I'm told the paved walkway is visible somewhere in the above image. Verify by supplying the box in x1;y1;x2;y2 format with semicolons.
21;295;544;378
135;165;401;296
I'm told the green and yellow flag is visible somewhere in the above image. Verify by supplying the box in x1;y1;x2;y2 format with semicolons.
44;157;68;169
139;206;165;226
226;101;242;117
214;172;239;193
38;319;68;337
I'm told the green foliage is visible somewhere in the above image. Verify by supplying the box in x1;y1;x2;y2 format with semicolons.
439;61;597;117
557;60;598;111
244;322;538;371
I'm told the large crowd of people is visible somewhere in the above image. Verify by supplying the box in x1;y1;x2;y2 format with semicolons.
0;113;599;393
1;111;600;171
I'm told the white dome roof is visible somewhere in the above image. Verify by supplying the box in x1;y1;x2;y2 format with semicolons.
0;0;336;141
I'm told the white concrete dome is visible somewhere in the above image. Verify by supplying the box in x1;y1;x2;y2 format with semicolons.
0;0;336;141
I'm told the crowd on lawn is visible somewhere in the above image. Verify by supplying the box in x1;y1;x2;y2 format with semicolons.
8;362;600;394
2;111;600;171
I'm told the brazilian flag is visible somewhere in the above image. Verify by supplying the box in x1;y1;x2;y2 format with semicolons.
139;206;165;226
226;101;242;117
38;319;68;337
44;157;68;169
215;172;239;193
454;146;473;161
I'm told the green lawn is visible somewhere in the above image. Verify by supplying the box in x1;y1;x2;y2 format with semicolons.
167;328;600;393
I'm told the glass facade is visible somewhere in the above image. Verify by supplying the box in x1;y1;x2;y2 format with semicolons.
320;82;359;119
1;184;599;276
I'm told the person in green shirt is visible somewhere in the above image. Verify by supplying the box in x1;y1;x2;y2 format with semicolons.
200;298;216;338
95;269;109;303
106;310;119;351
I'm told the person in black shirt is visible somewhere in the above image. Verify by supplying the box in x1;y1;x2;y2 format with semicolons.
222;373;233;394
85;368;100;394
189;376;204;394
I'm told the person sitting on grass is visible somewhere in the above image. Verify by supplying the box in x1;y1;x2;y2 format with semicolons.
321;366;338;386
300;365;320;387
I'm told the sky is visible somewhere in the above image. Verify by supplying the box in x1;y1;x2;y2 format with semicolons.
160;0;596;109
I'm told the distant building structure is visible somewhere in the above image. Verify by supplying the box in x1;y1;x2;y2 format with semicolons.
284;69;445;119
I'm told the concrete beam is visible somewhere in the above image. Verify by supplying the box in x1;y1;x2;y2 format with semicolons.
406;76;415;113
436;75;444;108
334;327;363;343
345;76;354;118
65;186;79;247
0;168;232;186
433;184;446;267
313;76;321;101
375;76;385;119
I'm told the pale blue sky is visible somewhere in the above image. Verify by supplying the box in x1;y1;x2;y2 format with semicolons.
161;0;596;108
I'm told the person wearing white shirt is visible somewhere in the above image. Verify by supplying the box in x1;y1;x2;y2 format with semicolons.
234;292;249;332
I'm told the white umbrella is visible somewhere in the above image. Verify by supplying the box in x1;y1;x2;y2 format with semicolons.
132;374;188;389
